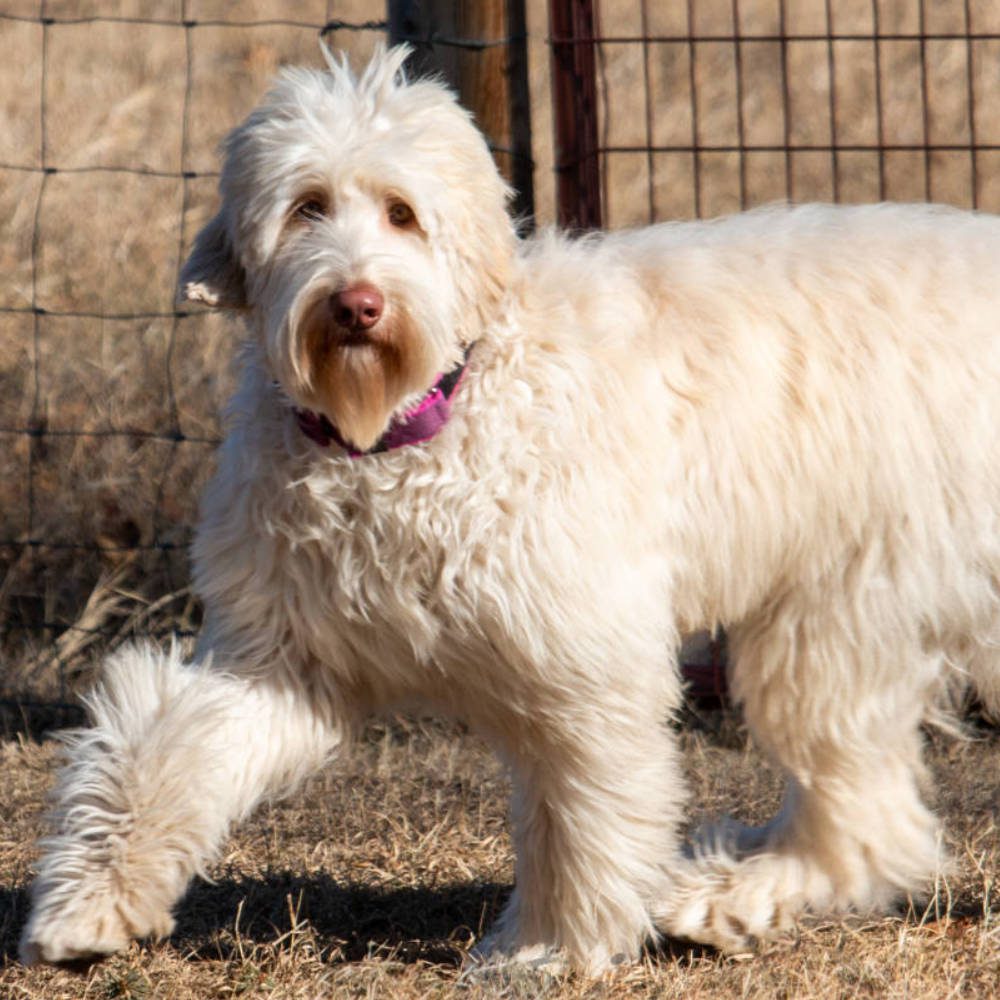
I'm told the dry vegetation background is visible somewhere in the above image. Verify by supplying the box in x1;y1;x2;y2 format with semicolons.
2;0;1000;997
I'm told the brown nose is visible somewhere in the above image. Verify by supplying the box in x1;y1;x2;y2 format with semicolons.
331;283;384;331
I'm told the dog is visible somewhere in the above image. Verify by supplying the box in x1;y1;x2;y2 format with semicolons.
20;44;1000;973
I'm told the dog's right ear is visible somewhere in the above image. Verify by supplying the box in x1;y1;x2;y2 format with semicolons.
179;211;247;309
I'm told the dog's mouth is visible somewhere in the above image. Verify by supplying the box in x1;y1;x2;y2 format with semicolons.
336;325;387;349
325;317;389;352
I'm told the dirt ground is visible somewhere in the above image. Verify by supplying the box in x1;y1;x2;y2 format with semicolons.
2;709;999;999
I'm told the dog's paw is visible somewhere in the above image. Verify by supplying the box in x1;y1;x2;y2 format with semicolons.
468;937;564;969
462;940;568;988
19;891;174;965
468;931;637;978
658;851;804;953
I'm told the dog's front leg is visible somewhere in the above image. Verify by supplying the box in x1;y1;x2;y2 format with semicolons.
474;700;686;973
20;641;341;964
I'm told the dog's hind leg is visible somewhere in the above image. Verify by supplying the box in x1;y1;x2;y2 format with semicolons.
20;641;341;964
659;593;944;951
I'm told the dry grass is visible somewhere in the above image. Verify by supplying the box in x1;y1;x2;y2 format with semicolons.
4;1;1000;996
2;714;1000;998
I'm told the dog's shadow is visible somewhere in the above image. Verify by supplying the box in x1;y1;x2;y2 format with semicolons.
170;871;507;966
1;875;717;969
0;875;505;968
167;871;999;970
17;873;977;972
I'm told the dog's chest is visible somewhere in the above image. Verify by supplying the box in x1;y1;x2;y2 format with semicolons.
277;455;502;664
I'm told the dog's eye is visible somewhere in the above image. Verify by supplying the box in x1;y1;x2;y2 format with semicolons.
387;200;415;228
293;197;326;222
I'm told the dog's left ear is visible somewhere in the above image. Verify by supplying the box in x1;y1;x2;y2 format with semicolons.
179;211;247;309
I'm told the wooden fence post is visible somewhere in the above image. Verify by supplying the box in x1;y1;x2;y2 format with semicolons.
388;0;534;225
548;0;601;229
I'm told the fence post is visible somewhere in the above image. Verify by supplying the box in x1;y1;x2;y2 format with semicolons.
548;0;601;229
388;0;534;224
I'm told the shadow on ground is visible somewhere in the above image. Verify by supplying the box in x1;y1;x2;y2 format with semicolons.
0;885;29;964
0;875;509;967
1;876;723;974
171;872;509;965
5;876;994;975
0;700;86;740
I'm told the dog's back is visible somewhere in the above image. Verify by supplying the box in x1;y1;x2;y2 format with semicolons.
513;205;1000;715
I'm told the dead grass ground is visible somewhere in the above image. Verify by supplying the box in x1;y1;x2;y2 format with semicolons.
2;712;1000;998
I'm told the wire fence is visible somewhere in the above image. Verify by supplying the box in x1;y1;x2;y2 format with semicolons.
4;0;1000;721
0;2;536;725
552;0;1000;228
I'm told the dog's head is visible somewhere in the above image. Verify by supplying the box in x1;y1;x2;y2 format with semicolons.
180;45;515;451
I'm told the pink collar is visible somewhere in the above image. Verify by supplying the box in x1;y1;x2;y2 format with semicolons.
295;346;473;457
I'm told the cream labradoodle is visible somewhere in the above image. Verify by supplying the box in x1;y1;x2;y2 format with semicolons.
20;46;1000;972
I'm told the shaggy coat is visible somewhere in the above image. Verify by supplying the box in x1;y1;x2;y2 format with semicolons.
20;46;1000;972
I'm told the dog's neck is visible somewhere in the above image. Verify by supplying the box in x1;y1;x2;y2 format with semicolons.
295;346;474;457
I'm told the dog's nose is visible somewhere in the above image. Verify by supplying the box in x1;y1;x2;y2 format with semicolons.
331;284;384;331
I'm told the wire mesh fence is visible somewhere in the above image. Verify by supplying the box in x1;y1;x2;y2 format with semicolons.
552;0;1000;228
0;7;380;721
4;0;1000;720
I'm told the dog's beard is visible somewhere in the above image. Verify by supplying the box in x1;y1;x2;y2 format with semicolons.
292;290;441;451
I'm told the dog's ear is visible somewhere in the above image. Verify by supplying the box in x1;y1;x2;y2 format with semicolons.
179;211;247;309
